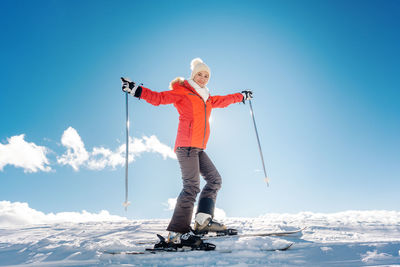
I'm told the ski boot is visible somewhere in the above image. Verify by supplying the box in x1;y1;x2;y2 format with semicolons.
194;213;237;236
193;198;238;236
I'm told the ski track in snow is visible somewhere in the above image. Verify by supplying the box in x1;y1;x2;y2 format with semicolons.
1;211;400;266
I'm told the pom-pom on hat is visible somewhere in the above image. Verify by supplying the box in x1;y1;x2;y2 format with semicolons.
190;58;211;79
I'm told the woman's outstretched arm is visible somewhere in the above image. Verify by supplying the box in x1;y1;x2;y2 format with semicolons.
210;93;244;108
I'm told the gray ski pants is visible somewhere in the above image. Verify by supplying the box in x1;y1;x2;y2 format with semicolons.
167;147;222;233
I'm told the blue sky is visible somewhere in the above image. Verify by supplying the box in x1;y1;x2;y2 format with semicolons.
1;0;399;219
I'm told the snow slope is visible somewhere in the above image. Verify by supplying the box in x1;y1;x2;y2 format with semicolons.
1;202;400;266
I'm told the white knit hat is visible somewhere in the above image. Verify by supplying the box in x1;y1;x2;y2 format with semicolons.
190;58;211;79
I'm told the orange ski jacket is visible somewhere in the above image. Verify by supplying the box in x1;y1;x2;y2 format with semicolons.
140;80;244;151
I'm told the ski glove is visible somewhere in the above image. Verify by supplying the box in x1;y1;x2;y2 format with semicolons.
241;90;253;103
121;77;143;98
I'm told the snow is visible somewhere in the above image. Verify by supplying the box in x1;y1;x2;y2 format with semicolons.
1;202;400;266
361;250;394;263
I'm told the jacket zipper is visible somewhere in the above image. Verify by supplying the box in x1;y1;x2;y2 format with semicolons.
202;100;207;148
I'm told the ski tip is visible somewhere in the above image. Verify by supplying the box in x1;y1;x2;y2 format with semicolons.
263;242;294;251
279;242;294;251
285;242;294;250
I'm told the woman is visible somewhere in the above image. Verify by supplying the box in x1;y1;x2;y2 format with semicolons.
122;58;253;247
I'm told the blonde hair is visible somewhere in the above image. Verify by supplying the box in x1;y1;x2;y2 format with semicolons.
169;77;184;89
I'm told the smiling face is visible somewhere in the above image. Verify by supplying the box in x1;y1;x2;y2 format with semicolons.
193;71;210;88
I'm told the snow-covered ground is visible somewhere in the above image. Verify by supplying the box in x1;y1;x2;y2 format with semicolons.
1;202;400;266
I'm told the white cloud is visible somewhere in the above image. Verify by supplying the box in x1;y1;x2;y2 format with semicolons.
0;200;127;227
57;127;89;171
140;135;177;160
0;127;176;173
58;127;176;171
214;206;227;221
163;198;227;221
0;134;51;173
87;146;121;170
163;198;177;211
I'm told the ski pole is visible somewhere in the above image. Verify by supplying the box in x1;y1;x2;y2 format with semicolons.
248;98;269;186
122;84;131;211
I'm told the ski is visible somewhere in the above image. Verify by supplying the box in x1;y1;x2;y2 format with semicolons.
102;250;147;255
102;248;231;255
195;228;238;236
101;231;296;256
102;248;208;255
135;227;305;245
102;233;216;255
202;227;306;240
101;243;293;255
